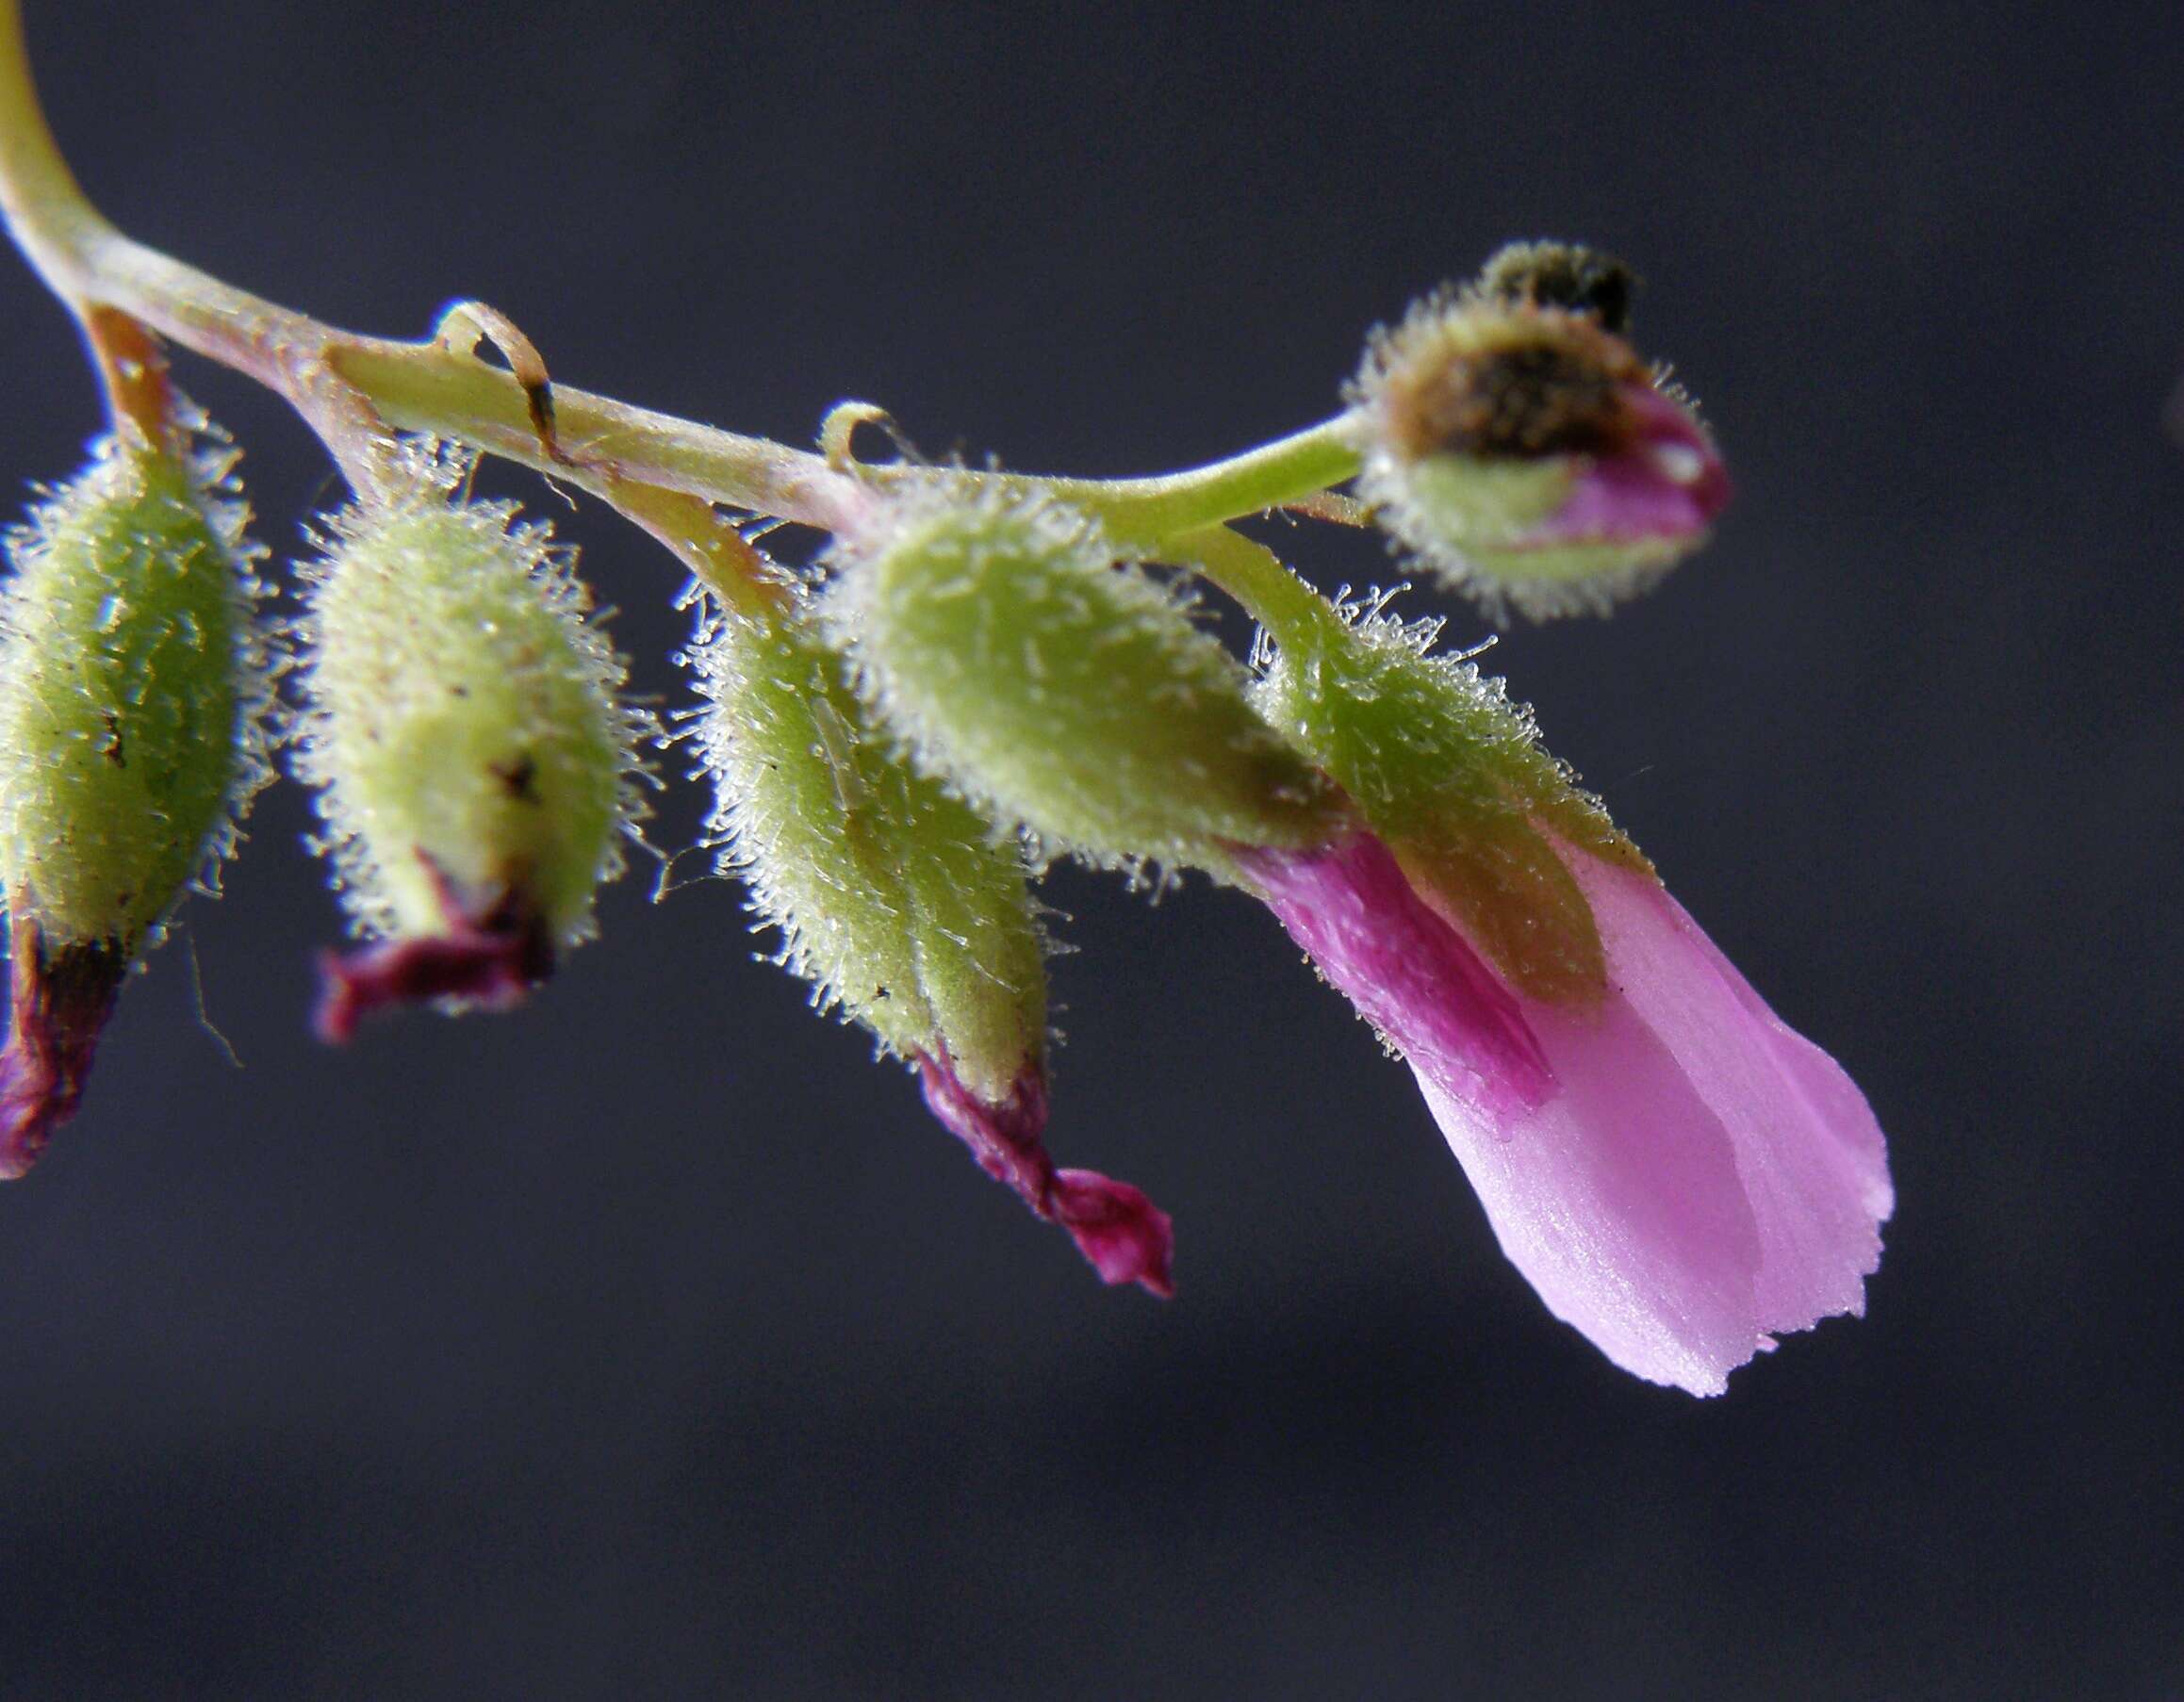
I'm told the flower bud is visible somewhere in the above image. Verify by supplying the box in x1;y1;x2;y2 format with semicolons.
825;490;1340;871
696;594;1046;1099
1349;251;1729;623
0;429;271;1174
693;593;1172;1291
1253;588;1646;1005
295;444;645;1039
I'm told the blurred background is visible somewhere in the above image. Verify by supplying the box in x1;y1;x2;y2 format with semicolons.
0;1;2177;1695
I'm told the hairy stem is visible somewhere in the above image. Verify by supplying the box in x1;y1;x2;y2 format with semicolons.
0;0;1363;558
1171;523;1341;649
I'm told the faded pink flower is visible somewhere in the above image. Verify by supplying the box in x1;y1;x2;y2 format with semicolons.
0;917;125;1179
917;1050;1175;1297
1238;830;1891;1396
312;856;553;1043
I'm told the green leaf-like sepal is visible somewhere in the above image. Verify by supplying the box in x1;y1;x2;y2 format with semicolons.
0;429;271;952
1253;587;1650;1004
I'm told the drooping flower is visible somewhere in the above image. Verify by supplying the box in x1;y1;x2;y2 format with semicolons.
1239;829;1890;1395
1247;593;1891;1395
1352;244;1731;622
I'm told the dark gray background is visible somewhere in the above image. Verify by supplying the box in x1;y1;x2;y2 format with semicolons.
0;2;2177;1696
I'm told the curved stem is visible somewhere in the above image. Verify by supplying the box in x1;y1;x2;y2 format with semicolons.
1170;523;1342;651
0;0;93;282
1024;417;1362;549
0;0;1363;557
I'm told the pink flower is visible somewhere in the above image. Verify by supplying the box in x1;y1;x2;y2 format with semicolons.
1238;830;1891;1396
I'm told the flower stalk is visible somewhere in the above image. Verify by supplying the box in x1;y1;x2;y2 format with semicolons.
0;1;1364;571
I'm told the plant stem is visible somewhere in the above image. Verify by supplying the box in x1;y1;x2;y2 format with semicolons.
0;0;1362;558
1171;524;1342;651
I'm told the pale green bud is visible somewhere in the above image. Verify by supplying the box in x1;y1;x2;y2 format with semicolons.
1348;257;1730;623
0;425;272;1173
294;443;645;1023
693;592;1044;1103
824;490;1340;872
0;431;269;948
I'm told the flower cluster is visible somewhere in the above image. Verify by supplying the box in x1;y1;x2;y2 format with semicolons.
0;218;1892;1395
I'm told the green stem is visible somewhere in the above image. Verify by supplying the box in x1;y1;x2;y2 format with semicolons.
0;0;1362;554
1025;418;1361;549
1171;524;1343;652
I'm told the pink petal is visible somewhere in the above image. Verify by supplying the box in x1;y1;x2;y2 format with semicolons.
313;858;553;1043
1519;385;1732;550
1242;831;1890;1396
0;919;125;1180
1236;833;1554;1122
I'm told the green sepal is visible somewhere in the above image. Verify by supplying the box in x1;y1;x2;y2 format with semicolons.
694;592;1044;1101
1397;454;1575;554
296;444;645;947
1253;587;1650;1005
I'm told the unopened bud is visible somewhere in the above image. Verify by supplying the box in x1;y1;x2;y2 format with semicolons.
695;594;1046;1100
825;490;1340;871
1349;257;1729;623
0;428;271;1173
694;592;1173;1292
1254;587;1650;1005
296;444;645;1038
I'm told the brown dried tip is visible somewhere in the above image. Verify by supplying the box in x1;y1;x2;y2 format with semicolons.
314;858;555;1043
1475;241;1639;335
0;917;127;1179
1379;314;1648;466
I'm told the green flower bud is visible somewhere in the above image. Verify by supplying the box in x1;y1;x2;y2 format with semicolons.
694;592;1046;1101
824;490;1340;872
0;427;271;1174
694;591;1174;1292
1348;257;1730;623
1253;586;1650;1005
295;443;647;1038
